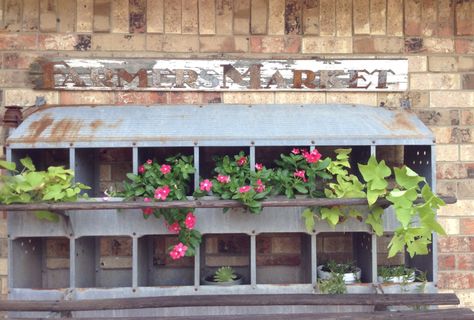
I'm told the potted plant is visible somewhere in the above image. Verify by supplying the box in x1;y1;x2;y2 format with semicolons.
317;272;347;294
0;157;90;222
202;266;243;286
317;260;361;284
377;265;416;284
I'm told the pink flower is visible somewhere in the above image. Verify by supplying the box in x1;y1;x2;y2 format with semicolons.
237;156;247;166
167;221;181;234
239;185;252;193
217;174;231;184
160;164;171;175
154;185;171;200
292;148;300;154
255;163;263;171
304;149;322;163
138;165;146;174
185;212;196;229
294;170;307;182
169;243;188;260
146;159;153;165
200;179;213;192
142;197;153;215
255;179;265;193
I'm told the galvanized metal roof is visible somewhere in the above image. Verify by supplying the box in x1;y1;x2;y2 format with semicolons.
7;104;434;148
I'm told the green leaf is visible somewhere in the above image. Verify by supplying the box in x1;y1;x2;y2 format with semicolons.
365;206;384;236
25;172;44;188
302;208;315;232
294;184;308;194
0;160;16;171
34;210;59;222
387;233;405;258
20;157;36;171
394;166;425;190
320;207;341;228
358;157;391;185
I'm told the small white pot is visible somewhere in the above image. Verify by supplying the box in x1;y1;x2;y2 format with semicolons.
317;265;362;284
201;274;243;286
377;273;415;284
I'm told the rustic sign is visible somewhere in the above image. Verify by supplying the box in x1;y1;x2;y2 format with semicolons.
30;59;408;92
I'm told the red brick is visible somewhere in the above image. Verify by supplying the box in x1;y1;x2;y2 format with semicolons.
201;92;222;104
116;92;167;105
3;52;37;69
257;237;272;254
454;1;473;36
438;236;472;253
60;91;116;105
250;36;301;53
438;254;455;270
438;272;474;289
0;34;37;50
169;92;201;104
456;39;474;54
471;237;474;251
46;238;70;258
461;218;474;235
458;254;474;270
463;74;474;90
353;36;404;53
436;163;468;180
404;0;422;35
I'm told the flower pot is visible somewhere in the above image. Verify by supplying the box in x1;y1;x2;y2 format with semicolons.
201;274;243;286
317;265;361;284
377;273;415;284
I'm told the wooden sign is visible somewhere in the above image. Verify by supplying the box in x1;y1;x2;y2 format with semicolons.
30;59;408;92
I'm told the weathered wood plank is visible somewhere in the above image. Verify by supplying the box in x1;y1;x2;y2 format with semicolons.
10;308;474;320
0;196;457;211
0;294;461;312
29;58;409;92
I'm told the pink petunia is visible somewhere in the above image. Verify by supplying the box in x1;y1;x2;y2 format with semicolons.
142;197;153;215
255;179;265;193
237;156;247;166
146;159;153;165
292;148;300;155
294;170;307;182
160;164;171;175
138;165;146;174
169;243;188;260
185;212;196;229
200;179;213;192
217;174;231;184
154;185;171;200
239;185;252;193
304;149;322;163
167;221;181;234
255;163;264;171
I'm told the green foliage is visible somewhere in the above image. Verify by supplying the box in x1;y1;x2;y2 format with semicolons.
358;157;391;206
213;266;237;283
318;272;347;294
378;265;415;283
122;155;201;258
0;157;90;221
195;151;273;214
323;260;358;274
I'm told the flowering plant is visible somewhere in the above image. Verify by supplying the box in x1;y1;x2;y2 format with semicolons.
122;154;201;259
194;151;273;214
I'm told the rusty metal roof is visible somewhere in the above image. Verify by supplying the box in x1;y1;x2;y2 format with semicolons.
6;104;434;148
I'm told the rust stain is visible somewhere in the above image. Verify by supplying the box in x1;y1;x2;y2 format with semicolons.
90;120;103;130
384;112;419;133
27;115;54;142
50;119;83;142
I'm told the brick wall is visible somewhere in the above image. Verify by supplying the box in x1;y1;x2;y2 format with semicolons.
0;0;473;307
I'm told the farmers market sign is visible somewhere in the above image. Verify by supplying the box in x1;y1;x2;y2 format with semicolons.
30;59;407;92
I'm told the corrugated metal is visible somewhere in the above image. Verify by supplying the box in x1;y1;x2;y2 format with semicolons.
6;104;434;148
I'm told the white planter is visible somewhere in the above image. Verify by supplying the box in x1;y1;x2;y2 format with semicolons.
377;273;415;284
201;274;243;286
317;265;361;284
